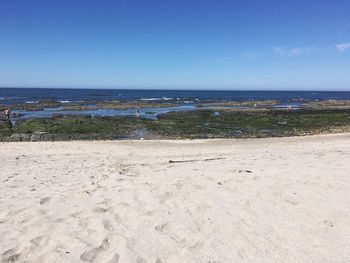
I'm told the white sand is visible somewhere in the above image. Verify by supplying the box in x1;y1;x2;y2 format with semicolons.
1;134;350;263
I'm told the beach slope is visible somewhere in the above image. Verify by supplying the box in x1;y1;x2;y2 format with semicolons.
1;134;350;262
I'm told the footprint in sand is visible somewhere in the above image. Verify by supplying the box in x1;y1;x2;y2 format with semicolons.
159;192;172;203
81;247;102;262
80;237;120;263
1;248;21;263
94;207;109;213
103;219;114;231
39;197;51;205
188;241;204;252
30;235;47;247
80;237;110;262
155;223;169;233
107;253;120;263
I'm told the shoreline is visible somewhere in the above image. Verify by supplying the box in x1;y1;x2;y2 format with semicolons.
1;131;350;144
1;108;350;141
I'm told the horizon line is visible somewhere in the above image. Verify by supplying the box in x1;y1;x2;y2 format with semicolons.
1;86;350;92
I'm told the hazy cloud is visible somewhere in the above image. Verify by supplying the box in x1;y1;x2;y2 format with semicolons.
273;44;350;56
241;50;265;60
273;46;317;56
335;42;350;52
213;56;234;64
291;47;316;55
272;47;287;56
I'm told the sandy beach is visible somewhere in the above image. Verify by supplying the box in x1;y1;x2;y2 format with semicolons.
1;134;350;262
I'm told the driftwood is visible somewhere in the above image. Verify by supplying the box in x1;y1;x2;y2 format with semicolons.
168;157;225;164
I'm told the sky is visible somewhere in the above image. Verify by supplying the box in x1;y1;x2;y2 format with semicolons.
0;0;350;90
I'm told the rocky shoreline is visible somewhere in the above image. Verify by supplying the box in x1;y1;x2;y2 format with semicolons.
1;108;350;141
2;98;350;112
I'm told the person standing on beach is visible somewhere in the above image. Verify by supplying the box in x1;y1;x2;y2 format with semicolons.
136;107;141;118
3;108;13;128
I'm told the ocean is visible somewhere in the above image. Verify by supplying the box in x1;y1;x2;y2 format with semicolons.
1;88;350;120
1;88;350;105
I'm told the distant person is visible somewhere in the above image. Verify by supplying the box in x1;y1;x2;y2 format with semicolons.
136;108;141;118
3;108;13;128
4;108;11;120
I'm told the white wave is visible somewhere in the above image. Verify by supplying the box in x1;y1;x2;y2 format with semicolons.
161;97;173;101
140;97;173;101
140;98;162;101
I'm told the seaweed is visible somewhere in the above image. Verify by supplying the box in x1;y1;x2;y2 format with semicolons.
1;108;350;141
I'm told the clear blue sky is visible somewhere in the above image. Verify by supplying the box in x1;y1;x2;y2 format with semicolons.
1;0;350;90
